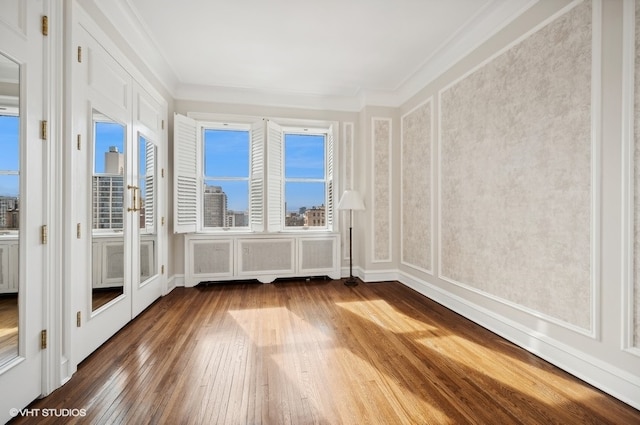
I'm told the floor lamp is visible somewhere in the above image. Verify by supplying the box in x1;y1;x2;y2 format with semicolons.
337;190;365;287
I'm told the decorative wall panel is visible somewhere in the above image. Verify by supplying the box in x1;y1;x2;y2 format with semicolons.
439;2;592;329
401;101;432;272
372;118;391;262
344;122;354;190
343;122;354;261
634;0;640;347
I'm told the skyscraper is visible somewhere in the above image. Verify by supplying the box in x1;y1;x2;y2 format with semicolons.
93;146;124;229
203;184;227;227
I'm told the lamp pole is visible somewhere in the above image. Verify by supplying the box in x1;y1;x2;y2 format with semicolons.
345;208;357;286
337;190;364;287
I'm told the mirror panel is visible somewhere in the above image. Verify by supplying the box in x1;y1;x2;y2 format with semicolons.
91;111;125;311
0;52;19;366
139;135;157;285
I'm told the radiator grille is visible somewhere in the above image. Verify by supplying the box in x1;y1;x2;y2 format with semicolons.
239;240;293;273
193;241;232;275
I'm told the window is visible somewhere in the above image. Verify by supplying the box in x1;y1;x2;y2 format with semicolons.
173;114;335;233
202;126;250;228
284;131;327;228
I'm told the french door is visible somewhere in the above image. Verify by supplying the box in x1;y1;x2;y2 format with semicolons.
71;25;163;363
0;1;47;422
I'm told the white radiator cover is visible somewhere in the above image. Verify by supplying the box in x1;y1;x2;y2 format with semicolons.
185;233;340;285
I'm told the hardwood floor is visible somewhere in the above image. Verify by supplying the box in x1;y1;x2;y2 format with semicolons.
11;279;640;424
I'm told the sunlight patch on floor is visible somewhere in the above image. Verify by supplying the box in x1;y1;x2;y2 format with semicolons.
335;299;437;334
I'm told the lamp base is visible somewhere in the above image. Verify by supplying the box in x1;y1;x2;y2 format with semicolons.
344;277;358;287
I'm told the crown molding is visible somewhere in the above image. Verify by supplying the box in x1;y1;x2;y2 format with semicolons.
87;0;538;111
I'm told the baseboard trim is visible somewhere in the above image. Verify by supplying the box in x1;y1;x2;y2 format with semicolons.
397;270;640;410
167;274;185;293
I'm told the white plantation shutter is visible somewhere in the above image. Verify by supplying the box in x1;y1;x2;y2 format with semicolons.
266;120;283;232
173;113;199;233
250;120;265;232
144;141;156;233
326;126;334;230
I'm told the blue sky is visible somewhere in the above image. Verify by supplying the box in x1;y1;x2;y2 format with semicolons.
204;129;326;212
0;115;19;197
94;121;125;173
0;117;326;211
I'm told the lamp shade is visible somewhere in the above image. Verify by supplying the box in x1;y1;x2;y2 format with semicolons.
337;190;365;211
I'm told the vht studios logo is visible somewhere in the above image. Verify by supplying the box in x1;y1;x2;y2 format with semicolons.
9;408;87;418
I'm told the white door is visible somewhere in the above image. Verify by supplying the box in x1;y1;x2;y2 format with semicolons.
71;25;164;363
0;0;46;421
131;82;164;318
71;26;134;362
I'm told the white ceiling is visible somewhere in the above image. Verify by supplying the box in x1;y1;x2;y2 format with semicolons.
94;0;535;110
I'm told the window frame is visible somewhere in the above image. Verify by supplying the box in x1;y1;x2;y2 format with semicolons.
199;121;252;231
173;113;337;235
281;126;331;231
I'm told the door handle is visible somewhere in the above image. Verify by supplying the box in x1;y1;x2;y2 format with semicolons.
127;185;139;212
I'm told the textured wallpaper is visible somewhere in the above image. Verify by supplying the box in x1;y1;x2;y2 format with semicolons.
344;123;353;190
439;1;592;329
634;0;640;347
402;102;432;272
373;118;391;262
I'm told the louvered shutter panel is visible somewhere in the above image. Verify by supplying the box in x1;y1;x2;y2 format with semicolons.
173;113;199;233
250;120;265;232
266;120;283;232
144;141;156;233
326;126;334;230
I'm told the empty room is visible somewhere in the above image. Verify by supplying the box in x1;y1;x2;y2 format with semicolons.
1;0;640;423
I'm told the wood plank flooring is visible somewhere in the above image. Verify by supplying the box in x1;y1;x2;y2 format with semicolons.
11;279;640;424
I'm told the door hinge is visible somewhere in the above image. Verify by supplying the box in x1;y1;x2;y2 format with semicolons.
41;225;48;244
41;329;47;349
161;168;165;178
76;223;81;239
42;16;48;36
161;217;165;226
161;265;165;275
77;46;82;63
41;120;48;140
77;311;81;327
77;134;81;150
161;120;165;130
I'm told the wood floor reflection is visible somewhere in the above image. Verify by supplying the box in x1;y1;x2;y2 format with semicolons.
0;294;18;366
12;280;640;424
91;288;124;311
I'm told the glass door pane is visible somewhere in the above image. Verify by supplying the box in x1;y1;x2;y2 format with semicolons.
91;111;125;311
139;135;157;285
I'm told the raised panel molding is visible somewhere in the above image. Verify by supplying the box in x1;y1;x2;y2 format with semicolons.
342;122;354;261
625;0;640;354
371;117;392;263
87;44;130;114
401;99;433;274
0;1;27;38
137;90;160;134
437;0;595;332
